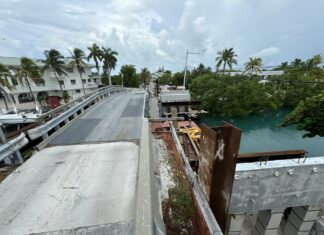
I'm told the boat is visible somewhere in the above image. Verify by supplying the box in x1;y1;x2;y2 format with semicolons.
0;111;42;124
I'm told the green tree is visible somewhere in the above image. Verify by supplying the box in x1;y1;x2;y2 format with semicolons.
158;71;172;85
0;63;12;109
282;93;324;137
290;58;305;68
69;48;86;96
244;57;263;75
172;72;184;86
42;49;68;93
140;67;150;89
215;47;238;73
120;65;139;87
190;74;281;117
87;43;103;82
16;57;42;104
102;47;118;86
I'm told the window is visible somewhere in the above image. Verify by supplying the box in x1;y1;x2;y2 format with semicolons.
59;80;64;85
76;89;81;93
93;79;97;83
35;79;45;86
71;80;76;85
82;79;86;84
87;79;91;83
11;78;18;86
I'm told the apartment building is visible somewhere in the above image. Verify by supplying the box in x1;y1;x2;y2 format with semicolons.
0;56;100;106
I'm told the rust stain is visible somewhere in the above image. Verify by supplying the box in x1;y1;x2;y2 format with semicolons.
198;123;241;233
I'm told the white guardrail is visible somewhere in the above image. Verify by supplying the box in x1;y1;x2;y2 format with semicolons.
169;121;223;235
0;133;28;163
28;86;125;141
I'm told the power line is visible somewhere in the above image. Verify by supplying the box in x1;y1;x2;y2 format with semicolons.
231;0;308;41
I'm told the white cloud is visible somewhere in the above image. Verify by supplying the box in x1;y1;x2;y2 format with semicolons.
250;47;281;58
0;0;323;72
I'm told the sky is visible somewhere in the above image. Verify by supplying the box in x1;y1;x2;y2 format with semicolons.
0;0;323;74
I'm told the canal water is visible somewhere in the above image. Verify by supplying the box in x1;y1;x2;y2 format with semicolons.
201;110;324;157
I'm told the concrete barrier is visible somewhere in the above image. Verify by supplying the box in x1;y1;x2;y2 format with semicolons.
134;118;165;235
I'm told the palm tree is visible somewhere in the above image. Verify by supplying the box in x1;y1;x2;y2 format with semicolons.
140;67;150;89
68;48;86;96
244;57;263;75
42;49;68;94
0;63;12;109
102;47;118;86
215;47;238;73
291;58;304;68
16;57;42;104
87;43;103;81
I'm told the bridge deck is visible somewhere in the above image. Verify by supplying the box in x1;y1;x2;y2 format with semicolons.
0;90;146;234
50;91;145;145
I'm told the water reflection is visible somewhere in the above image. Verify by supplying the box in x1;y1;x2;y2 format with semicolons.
201;110;324;157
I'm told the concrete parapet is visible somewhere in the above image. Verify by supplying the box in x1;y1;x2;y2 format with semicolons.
134;118;165;235
230;157;324;214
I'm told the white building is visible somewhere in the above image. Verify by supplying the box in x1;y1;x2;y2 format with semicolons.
229;70;284;79
0;56;100;105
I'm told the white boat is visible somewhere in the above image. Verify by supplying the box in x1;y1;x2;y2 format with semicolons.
0;112;41;124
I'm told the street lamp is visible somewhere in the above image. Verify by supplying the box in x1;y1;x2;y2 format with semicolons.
183;49;205;89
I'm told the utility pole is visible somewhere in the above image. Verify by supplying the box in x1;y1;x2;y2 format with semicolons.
183;50;202;90
121;73;124;88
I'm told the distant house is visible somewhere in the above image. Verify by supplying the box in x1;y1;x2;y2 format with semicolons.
229;70;284;80
159;90;202;118
0;56;100;105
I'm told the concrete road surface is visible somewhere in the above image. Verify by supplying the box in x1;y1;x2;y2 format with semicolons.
0;143;138;234
0;89;147;234
50;90;145;145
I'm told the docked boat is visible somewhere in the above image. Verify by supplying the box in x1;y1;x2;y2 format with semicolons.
0;111;41;124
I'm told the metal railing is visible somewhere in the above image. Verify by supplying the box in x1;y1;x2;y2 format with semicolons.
36;85;121;123
28;86;125;141
0;133;28;164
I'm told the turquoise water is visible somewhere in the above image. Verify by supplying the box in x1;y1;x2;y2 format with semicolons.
201;110;324;157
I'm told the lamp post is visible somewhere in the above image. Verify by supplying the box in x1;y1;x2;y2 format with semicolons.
183;49;204;89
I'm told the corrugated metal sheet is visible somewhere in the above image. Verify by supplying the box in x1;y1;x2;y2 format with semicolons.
160;90;190;103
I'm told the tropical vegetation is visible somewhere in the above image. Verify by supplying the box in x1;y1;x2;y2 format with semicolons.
42;49;67;92
215;47;238;73
102;47;118;86
15;57;42;104
68;48;87;95
244;57;263;75
282;93;324;137
0;63;12;109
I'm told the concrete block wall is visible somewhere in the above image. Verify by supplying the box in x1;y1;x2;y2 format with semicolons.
253;209;284;235
284;206;320;235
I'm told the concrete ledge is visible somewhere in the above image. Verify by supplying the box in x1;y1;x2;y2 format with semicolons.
134;118;165;235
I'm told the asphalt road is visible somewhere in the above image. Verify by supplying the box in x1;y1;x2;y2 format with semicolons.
50;90;145;145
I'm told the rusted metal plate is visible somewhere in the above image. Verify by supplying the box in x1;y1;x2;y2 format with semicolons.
198;123;241;233
238;149;306;162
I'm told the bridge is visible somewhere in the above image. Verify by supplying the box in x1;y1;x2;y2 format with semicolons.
1;86;324;235
0;88;164;234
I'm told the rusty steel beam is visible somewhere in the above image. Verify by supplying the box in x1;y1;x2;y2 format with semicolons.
238;150;307;163
198;123;241;233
